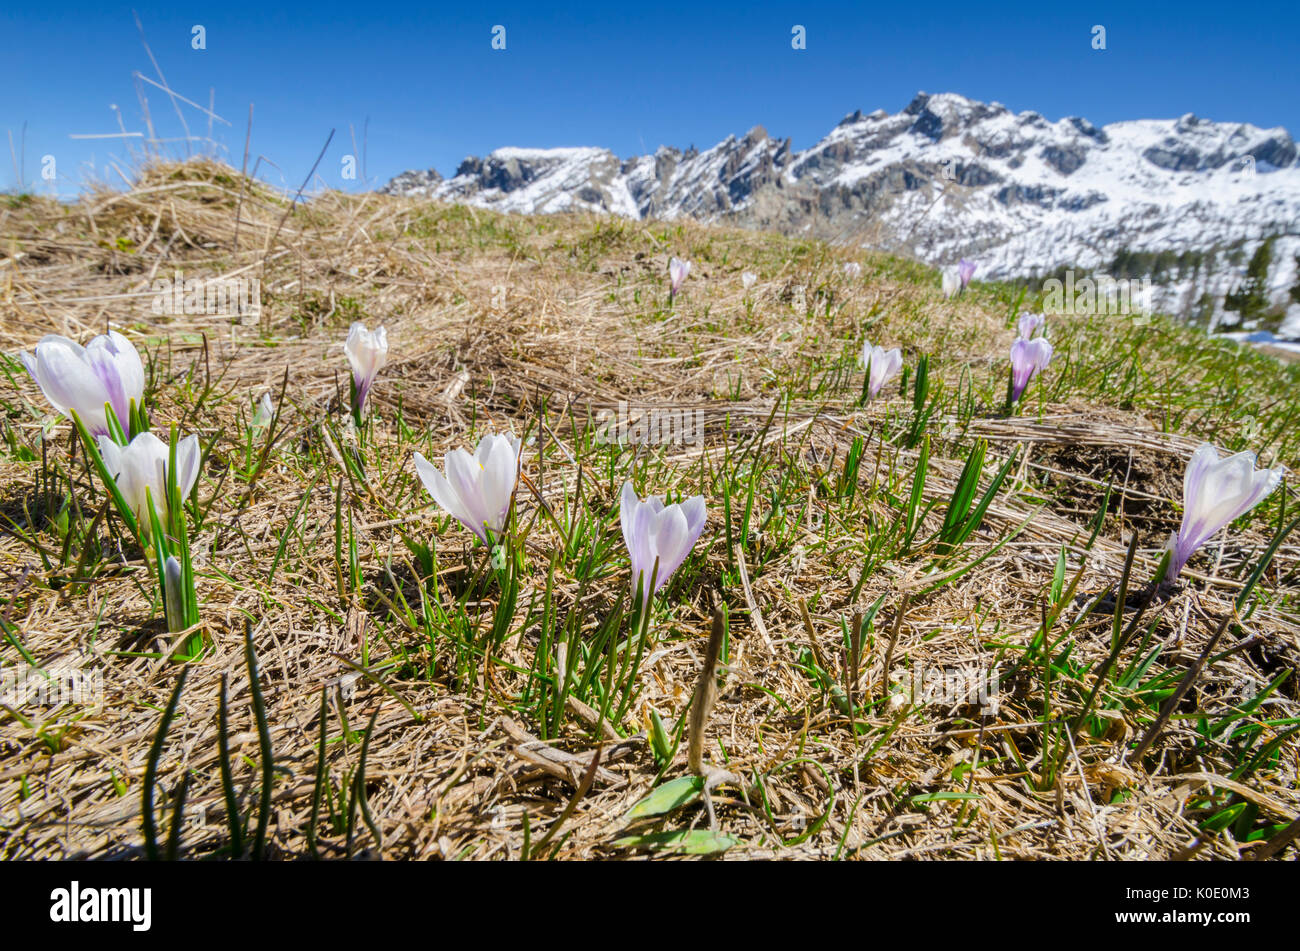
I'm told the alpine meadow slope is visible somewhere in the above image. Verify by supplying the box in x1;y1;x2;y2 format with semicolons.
2;160;1298;861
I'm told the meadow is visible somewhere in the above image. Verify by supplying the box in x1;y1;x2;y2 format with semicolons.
1;159;1297;860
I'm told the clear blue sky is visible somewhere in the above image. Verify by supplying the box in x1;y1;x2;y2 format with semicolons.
4;1;1298;196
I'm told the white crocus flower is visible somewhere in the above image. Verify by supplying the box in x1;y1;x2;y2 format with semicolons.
97;431;201;524
251;392;274;430
741;271;758;290
344;322;389;416
860;343;903;399
941;267;960;299
1167;444;1285;579
619;481;707;605
843;262;862;279
21;330;145;438
414;433;521;546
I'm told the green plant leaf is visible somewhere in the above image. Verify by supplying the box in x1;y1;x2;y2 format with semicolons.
613;828;736;855
622;775;704;821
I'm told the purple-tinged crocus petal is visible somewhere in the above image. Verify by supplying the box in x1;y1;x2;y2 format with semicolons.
22;330;145;438
668;257;691;299
345;322;389;416
619;481;707;605
85;330;145;431
958;259;976;289
1009;337;1053;403
860;343;903;399
1017;312;1046;340
1168;443;1285;579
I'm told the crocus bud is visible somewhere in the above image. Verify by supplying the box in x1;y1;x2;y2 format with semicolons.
741;271;757;290
345;322;389;417
97;431;201;524
1018;312;1046;339
413;432;521;546
668;257;691;299
860;343;903;399
1009;337;1053;403
843;262;862;279
163;555;185;629
619;481;707;606
21;330;145;438
1167;444;1285;579
958;258;976;290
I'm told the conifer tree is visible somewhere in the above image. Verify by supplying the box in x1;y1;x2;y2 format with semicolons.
1223;237;1274;325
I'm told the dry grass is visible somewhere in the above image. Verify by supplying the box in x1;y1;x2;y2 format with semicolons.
1;159;1297;861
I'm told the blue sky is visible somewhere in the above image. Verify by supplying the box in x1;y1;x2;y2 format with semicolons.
4;1;1298;196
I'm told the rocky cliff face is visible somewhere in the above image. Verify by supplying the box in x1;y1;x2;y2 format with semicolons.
381;92;1300;335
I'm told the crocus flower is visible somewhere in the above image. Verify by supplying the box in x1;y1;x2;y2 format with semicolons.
97;430;201;524
1009;336;1053;403
668;257;691;301
741;271;757;290
843;262;862;279
413;432;521;546
860;343;903;399
1018;312;1046;340
251;393;274;430
958;258;976;290
941;267;960;299
345;322;388;416
21;330;145;438
1167;444;1285;579
619;481;707;605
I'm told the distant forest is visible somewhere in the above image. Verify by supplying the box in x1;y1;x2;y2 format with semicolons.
1015;234;1300;332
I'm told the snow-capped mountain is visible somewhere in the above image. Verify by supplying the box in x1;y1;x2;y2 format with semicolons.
382;92;1300;336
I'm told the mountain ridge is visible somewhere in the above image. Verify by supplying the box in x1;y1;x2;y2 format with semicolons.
381;92;1300;335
